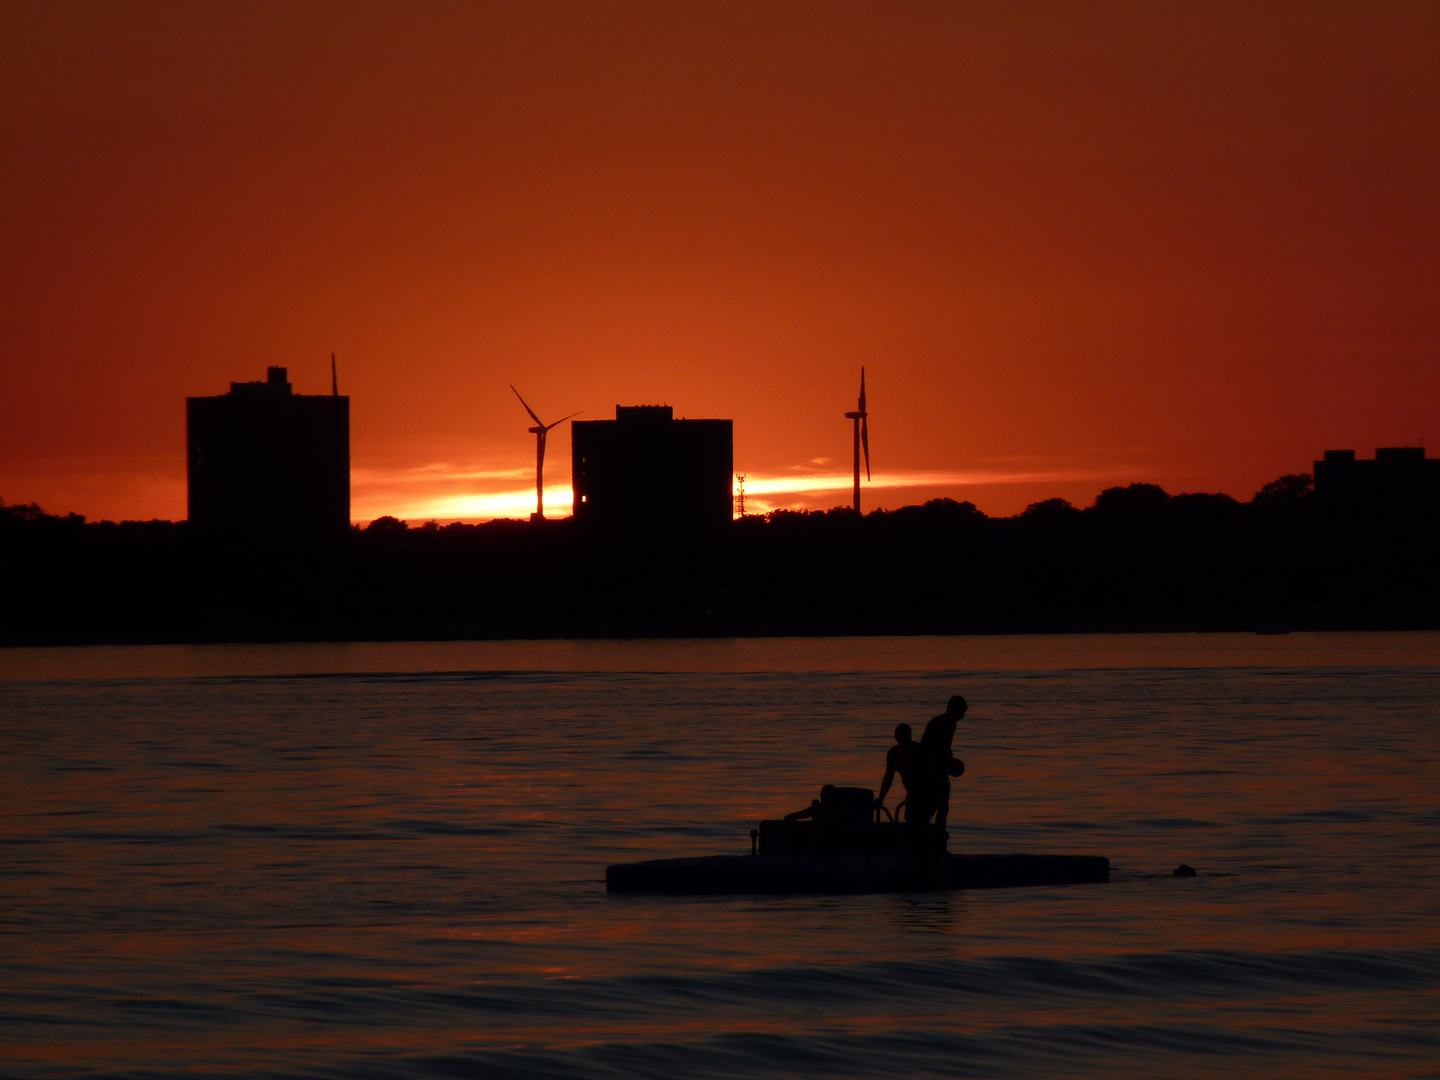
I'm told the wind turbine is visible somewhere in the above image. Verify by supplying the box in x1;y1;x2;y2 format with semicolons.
510;386;579;520
844;367;870;513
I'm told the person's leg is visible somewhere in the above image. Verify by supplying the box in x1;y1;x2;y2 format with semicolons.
905;796;939;872
934;780;951;832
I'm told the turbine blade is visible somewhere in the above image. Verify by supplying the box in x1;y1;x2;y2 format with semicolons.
510;385;544;427
544;410;582;431
861;417;870;479
858;366;866;413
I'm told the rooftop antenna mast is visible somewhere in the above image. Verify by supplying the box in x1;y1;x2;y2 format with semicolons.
843;366;870;513
331;353;338;396
511;385;579;521
736;473;746;517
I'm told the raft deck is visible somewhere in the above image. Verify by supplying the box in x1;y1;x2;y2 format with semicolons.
606;852;1110;895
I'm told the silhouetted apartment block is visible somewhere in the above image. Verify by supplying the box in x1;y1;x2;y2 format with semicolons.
187;366;350;540
1314;446;1440;515
571;406;732;534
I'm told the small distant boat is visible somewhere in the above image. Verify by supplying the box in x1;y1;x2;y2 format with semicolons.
606;786;1110;895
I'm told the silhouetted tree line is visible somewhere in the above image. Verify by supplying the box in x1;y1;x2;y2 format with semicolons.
4;472;1438;645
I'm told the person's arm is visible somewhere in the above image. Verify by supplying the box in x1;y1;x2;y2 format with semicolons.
784;800;819;821
876;763;896;806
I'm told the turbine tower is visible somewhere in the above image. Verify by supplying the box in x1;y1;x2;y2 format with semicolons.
844;367;870;513
511;386;579;521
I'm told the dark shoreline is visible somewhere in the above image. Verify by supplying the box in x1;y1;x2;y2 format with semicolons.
6;485;1439;647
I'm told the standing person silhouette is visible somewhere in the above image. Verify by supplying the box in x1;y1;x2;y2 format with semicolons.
875;723;942;871
921;695;967;839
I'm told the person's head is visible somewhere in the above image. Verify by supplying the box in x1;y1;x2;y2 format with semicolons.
946;695;968;718
894;722;912;744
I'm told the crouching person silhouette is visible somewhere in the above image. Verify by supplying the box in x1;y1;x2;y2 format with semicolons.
876;723;942;875
783;784;846;854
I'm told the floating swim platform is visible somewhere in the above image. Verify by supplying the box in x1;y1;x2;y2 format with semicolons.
609;784;1110;895
606;852;1110;895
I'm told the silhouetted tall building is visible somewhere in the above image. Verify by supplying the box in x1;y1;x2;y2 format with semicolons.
571;406;732;535
187;366;350;541
1314;446;1440;516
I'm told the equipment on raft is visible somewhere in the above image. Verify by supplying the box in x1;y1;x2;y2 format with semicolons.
605;786;1110;895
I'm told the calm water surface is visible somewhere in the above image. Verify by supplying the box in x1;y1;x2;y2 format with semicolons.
2;634;1438;1077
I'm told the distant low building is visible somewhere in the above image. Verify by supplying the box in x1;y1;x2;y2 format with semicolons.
187;366;350;540
571;405;732;536
1313;447;1440;516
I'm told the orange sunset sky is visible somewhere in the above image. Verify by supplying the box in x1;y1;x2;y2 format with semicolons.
3;2;1438;523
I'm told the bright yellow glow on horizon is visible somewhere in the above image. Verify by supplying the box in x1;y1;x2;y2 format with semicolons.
351;464;1137;525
